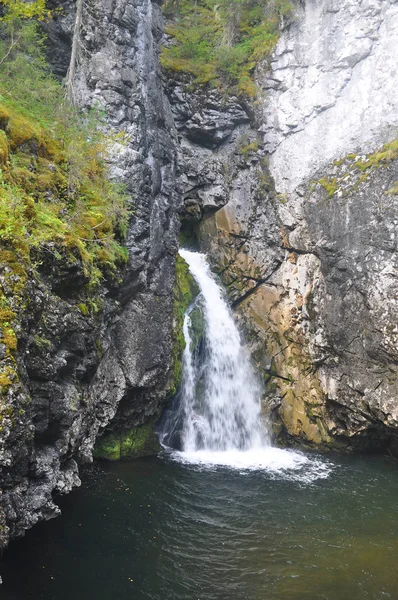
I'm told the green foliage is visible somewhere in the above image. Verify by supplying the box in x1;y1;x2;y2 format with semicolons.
318;177;339;199
353;140;398;171
0;0;51;22
238;137;259;156
78;303;89;316
0;18;59;118
33;333;51;351
0;15;129;288
0;4;130;402
161;0;294;95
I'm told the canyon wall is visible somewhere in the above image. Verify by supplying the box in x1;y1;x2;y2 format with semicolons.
187;0;398;452
1;0;398;551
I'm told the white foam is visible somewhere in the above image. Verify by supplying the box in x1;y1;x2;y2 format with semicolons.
169;448;333;483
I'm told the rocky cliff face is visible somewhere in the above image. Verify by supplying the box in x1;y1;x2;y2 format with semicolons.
64;0;180;458
180;0;398;454
261;0;398;194
0;0;180;550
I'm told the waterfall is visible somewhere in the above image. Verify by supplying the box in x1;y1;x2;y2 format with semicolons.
179;250;268;452
160;250;326;473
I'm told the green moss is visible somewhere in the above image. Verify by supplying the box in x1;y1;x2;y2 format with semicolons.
33;333;51;351
0;18;130;291
0;252;26;400
0;105;10;130
78;303;89;316
239;139;259;157
175;255;199;309
354;140;398;171
257;167;273;193
168;254;200;396
0;366;14;392
93;420;161;461
313;139;398;200
95;338;105;359
276;193;288;205
0;16;131;428
0;401;15;430
318;177;338;198
6;107;41;151
0;287;20;358
93;433;120;461
87;298;104;313
0;131;9;165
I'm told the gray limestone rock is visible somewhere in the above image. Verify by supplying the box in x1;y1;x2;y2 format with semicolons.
258;0;398;194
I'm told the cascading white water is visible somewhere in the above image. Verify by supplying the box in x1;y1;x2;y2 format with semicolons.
166;250;332;478
179;250;268;453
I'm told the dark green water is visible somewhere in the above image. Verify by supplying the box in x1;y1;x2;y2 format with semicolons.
2;451;398;600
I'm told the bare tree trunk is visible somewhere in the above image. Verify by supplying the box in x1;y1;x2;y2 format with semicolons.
66;0;83;103
222;1;241;46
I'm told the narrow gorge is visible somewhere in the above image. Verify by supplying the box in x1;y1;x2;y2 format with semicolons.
0;0;397;596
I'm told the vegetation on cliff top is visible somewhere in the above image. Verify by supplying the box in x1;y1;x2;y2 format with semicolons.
0;19;129;285
0;3;129;399
161;0;294;96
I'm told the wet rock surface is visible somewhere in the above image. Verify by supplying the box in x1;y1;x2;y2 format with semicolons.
0;257;116;545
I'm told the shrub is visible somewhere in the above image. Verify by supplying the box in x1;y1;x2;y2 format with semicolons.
161;0;294;95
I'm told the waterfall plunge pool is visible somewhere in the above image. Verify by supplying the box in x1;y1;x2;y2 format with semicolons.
159;250;332;485
2;452;398;599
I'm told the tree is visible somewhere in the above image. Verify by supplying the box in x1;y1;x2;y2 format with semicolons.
0;0;50;22
66;0;83;103
0;0;51;67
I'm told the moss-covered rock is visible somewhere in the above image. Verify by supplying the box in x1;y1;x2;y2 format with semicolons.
188;302;205;351
311;138;398;200
93;420;161;461
0;105;10;131
0;131;9;166
168;254;200;396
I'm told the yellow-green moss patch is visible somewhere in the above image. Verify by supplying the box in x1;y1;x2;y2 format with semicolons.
312;138;398;200
93;420;161;461
0;131;9;165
